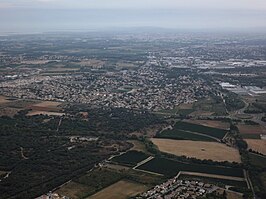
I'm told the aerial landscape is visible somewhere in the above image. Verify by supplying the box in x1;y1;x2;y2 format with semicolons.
0;0;266;199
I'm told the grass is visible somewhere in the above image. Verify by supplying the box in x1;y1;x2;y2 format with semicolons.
111;150;150;166
137;157;244;178
248;153;266;169
156;129;217;142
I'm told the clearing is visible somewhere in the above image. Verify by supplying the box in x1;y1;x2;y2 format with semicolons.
151;138;241;163
88;180;148;199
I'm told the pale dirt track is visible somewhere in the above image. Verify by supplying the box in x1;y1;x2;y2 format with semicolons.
151;139;241;163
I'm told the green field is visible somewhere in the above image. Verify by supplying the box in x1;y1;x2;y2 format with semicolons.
156;129;217;142
248;153;266;169
111;150;149;166
174;121;227;140
241;134;261;139
137;157;244;178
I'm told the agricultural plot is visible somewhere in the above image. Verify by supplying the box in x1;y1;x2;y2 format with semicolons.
185;120;230;130
88;180;148;199
111;150;150;166
174;121;228;140
237;124;265;135
56;181;93;199
27;111;64;116
0;96;10;104
248;153;266;169
245;139;266;155
56;168;123;199
151;139;241;163
136;157;244;178
156;129;217;142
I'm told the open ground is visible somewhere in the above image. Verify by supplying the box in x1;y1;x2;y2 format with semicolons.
245;139;266;155
185;119;230;130
237;124;266;135
151;138;241;163
87;180;148;199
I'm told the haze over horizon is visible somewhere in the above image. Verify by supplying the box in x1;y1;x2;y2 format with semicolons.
1;0;266;33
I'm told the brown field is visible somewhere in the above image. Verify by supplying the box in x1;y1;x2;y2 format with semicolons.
0;107;21;117
30;101;62;112
88;180;148;199
0;96;9;104
151;139;241;163
27;111;64;116
189;111;214;117
178;103;194;109
32;101;62;108
237;124;265;135
56;181;93;199
79;59;105;68
245;139;266;155
185;119;230;130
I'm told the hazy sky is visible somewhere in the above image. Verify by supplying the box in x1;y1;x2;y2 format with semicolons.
1;0;266;33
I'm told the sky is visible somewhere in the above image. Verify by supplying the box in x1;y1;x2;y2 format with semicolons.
0;0;266;33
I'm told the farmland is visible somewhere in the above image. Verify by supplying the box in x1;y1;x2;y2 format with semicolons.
151;139;241;163
184;119;230;130
111;150;150;166
156;129;217;142
88;180;148;199
136;157;244;178
174;121;228;140
237;124;265;135
26;111;64;116
245;139;266;155
160;121;228;141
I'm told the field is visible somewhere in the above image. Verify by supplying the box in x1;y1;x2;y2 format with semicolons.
185;119;230;130
0;107;21;117
157;121;227;141
127;140;148;153
26;111;64;116
88;180;148;199
237;124;265;135
0;96;10;104
56;181;94;199
137;157;244;177
151;139;241;163
156;129;218;142
248;153;266;168
245;139;266;155
111;150;150;166
31;101;62;109
56;168;123;198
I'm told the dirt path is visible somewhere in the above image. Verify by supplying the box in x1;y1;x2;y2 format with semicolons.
20;147;28;160
133;156;154;169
